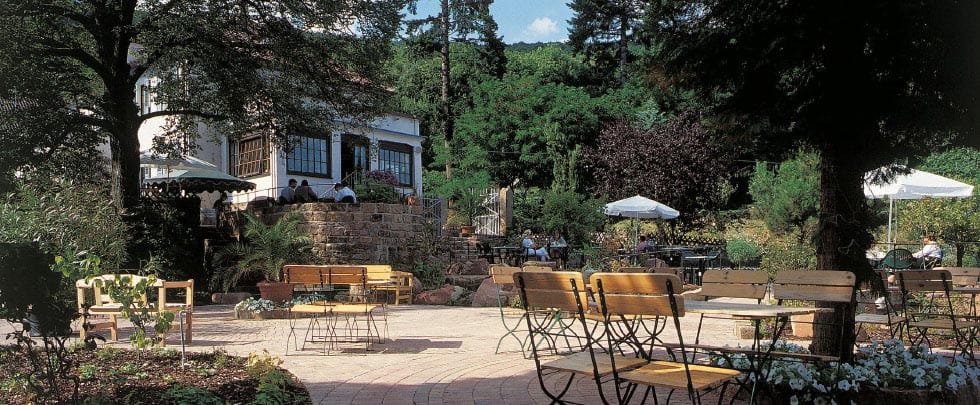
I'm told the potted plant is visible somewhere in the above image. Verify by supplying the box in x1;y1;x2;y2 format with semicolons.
213;212;314;303
454;187;482;236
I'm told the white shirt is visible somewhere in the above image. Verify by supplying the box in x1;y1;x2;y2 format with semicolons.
335;186;357;203
912;241;942;259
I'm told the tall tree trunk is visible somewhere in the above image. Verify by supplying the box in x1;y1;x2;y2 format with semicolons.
440;0;453;182
107;85;143;212
617;13;628;86
811;145;873;361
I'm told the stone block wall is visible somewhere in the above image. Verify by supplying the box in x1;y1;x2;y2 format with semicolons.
248;202;427;270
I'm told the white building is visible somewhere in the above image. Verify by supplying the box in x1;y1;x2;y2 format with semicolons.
135;77;424;207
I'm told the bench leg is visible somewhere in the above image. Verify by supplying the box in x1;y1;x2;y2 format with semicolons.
109;314;118;341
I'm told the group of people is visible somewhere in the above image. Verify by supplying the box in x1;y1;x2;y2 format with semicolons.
278;179;357;205
522;229;569;264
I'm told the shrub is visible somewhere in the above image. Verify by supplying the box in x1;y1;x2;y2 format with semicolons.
412;261;446;290
161;385;222;405
365;170;401;187
726;237;761;268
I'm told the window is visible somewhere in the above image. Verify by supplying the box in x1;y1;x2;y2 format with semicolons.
377;141;413;187
229;136;269;177
286;134;330;177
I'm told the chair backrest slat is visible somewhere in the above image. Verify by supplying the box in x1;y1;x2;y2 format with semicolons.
591;273;684;317
898;269;952;292
522;265;554;273
650;267;683;278
489;265;522;284
772;270;855;303
936;267;980;287
514;271;589;312
700;270;769;300
323;266;367;286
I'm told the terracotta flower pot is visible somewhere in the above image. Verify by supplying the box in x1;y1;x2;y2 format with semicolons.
460;225;475;236
257;281;293;304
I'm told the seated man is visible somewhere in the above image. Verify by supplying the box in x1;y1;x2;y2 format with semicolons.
294;180;318;203
911;234;943;268
278;178;297;204
522;229;549;262
321;182;357;203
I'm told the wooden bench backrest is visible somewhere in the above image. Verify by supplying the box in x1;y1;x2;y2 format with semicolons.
935;267;980;287
701;270;769;301
76;274;162;307
613;267;647;273
650;267;683;278
513;271;589;312
489;265;522;284
522;265;553;273
362;264;394;281
283;265;325;285
591;273;684;317
317;266;365;286
160;279;194;310
772;270;855;303
898;269;953;292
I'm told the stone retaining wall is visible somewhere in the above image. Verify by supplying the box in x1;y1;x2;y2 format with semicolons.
248;202;426;270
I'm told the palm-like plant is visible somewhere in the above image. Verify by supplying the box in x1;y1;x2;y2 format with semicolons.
213;212;313;292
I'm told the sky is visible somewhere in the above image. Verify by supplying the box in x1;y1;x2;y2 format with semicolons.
405;0;574;44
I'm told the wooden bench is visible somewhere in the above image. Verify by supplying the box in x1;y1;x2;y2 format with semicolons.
76;274;194;344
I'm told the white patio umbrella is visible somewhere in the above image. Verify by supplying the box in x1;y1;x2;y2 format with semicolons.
604;195;680;250
863;167;974;243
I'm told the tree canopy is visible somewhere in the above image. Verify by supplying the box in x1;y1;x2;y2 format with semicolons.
0;0;404;210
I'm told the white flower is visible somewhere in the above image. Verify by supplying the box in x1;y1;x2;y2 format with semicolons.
789;378;805;390
789;395;799;405
837;380;852;391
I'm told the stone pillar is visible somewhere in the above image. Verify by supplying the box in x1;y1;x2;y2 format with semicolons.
499;187;513;235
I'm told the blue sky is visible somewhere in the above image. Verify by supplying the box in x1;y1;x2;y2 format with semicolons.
406;0;574;44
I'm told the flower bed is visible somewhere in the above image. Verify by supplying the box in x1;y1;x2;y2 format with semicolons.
715;339;980;404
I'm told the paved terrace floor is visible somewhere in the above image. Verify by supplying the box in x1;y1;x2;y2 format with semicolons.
2;302;799;404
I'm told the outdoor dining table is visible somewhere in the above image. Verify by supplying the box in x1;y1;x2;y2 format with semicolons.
682;300;834;400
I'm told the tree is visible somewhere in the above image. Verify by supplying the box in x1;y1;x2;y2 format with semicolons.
406;0;506;182
645;1;980;358
0;0;404;211
568;0;648;86
749;149;820;240
453;74;598;189
900;147;980;266
584;112;735;226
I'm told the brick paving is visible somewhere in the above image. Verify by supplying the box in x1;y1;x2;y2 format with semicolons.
2;302;780;404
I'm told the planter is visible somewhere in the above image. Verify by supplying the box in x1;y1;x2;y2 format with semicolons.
235;309;289;320
790;313;813;338
460;225;475;236
257;281;293;303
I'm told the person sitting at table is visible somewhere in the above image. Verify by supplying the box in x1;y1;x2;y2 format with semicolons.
522;229;550;262
636;235;649;252
911;234;943;268
546;230;568;268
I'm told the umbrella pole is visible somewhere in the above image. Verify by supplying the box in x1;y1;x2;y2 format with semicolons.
887;197;893;244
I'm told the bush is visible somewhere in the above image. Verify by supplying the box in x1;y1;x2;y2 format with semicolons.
352;179;400;203
726;237;761;269
540;189;605;246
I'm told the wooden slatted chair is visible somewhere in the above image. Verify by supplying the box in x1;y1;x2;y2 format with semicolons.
489;265;532;356
938;267;980;316
514;271;647;404
854;270;907;340
898;269;979;363
592;273;741;405
771;270;857;364
694;270;769;345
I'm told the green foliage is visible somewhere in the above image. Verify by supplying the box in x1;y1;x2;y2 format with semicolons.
760;235;817;280
726;237;762;269
412;262;446;291
432;171;489;226
162;385;222;405
0;244;72;336
212;213;314;292
77;364;98;382
353;178;400;204
539;189;605;246
127;200;204;282
100;274;174;352
0;179;128;268
749;149;820;237
1;0;405;209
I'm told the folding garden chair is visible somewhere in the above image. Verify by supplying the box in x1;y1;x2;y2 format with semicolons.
854;270;907;340
591;273;741;405
898;269;979;363
514;271;647;404
489;265;533;356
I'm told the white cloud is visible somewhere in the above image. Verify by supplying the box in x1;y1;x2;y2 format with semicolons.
526;17;559;37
